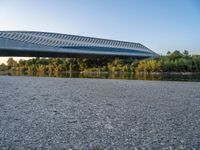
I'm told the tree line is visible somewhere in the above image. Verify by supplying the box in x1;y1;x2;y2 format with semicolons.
0;50;200;73
135;50;200;73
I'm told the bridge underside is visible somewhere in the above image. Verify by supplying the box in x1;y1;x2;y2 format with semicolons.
0;49;150;59
0;31;157;59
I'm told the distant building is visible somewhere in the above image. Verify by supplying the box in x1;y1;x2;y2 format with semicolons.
0;31;157;58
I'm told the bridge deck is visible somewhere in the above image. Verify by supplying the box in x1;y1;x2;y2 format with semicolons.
0;31;157;58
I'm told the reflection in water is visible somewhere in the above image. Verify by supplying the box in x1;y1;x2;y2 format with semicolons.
1;71;200;81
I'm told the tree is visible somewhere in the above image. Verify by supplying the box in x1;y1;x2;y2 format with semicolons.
168;50;183;61
167;51;171;56
183;50;189;58
0;63;8;71
7;58;17;68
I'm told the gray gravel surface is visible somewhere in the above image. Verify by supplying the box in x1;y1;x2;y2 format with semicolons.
0;76;200;150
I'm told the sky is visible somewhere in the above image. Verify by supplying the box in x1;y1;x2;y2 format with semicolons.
0;0;200;63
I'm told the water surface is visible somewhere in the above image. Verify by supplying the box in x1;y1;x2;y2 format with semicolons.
1;71;200;81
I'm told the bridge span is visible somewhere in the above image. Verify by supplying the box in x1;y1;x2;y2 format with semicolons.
0;31;157;58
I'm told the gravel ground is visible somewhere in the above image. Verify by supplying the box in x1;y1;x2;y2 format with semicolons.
0;76;200;150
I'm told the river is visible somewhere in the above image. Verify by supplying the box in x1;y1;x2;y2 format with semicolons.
1;71;200;81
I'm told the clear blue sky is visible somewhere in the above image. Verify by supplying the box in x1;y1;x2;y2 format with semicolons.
0;0;200;63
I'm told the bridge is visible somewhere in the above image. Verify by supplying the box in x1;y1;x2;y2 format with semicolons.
0;31;157;58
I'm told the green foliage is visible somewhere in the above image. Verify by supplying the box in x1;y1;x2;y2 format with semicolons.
1;50;200;73
155;50;199;72
135;60;161;73
0;63;9;71
7;58;18;70
159;51;200;72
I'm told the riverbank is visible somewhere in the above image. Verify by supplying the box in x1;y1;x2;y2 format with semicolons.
1;51;200;76
0;76;200;149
